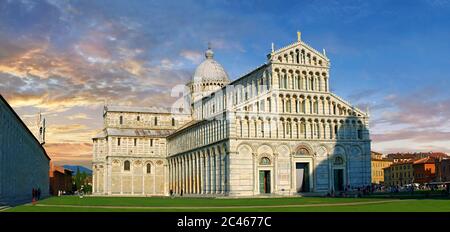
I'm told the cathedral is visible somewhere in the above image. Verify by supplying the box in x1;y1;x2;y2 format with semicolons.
92;33;371;197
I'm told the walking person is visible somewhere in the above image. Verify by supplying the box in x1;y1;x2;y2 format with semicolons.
31;188;36;205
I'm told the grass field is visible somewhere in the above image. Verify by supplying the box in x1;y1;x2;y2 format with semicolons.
4;195;450;212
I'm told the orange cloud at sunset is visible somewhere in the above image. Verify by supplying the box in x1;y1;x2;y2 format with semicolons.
44;143;93;168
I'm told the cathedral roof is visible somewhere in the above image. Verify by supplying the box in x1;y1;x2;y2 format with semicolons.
104;128;175;137
192;45;229;84
105;105;172;114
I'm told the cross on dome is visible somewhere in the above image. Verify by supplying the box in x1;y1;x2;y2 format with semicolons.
205;42;214;59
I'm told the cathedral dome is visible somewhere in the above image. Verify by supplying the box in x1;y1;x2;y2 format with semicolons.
192;46;229;83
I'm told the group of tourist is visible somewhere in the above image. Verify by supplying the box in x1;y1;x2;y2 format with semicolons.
169;189;183;197
326;185;375;198
32;188;41;202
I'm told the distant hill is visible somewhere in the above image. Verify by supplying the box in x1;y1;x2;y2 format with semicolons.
63;165;92;176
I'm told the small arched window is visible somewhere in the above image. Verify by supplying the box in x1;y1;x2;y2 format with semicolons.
172;118;175;126
260;157;271;165
154;117;158;125
146;163;151;174
137;116;140;121
119;115;123;125
124;160;130;171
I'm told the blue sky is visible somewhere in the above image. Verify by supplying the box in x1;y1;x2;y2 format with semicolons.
1;0;450;167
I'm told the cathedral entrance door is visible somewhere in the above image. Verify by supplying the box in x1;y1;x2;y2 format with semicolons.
296;163;310;192
333;169;344;192
259;170;271;194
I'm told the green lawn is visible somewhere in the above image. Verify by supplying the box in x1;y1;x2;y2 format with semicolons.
4;195;450;212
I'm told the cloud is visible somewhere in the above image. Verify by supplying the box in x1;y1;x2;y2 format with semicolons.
2;0;449;166
373;88;450;129
44;142;92;168
45;124;97;143
424;0;450;7
370;86;450;153
67;113;91;120
180;50;203;64
372;130;450;143
347;89;378;102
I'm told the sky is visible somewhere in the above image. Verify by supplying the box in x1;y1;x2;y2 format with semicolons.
1;0;450;168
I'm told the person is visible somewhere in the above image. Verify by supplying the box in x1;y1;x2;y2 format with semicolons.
37;188;41;200
180;189;183;197
169;189;173;197
31;188;37;205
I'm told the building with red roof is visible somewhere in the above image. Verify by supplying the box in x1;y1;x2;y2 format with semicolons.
413;157;437;184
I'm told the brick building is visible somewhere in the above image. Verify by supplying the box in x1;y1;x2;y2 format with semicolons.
413;157;436;184
49;162;73;195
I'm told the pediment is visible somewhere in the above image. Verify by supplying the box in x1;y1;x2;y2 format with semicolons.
269;40;329;67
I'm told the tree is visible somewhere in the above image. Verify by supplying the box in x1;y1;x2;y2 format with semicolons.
71;167;93;194
73;167;83;191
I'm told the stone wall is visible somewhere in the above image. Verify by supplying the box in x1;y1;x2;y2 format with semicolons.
0;96;50;205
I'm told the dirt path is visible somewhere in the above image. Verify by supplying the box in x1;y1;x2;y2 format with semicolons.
30;199;405;210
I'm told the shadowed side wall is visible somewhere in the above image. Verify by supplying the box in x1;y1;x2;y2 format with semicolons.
0;95;50;206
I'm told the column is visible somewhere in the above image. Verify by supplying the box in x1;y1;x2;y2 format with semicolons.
206;152;211;194
216;150;221;194
198;153;202;194
211;153;216;194
92;167;96;194
201;152;206;194
186;154;192;194
331;122;335;140
256;119;261;138
185;155;189;194
305;121;311;139
293;121;298;139
171;158;177;193
195;153;199;194
172;160;175;193
172;160;176;193
171;160;175;193
192;154;196;194
181;157;185;194
318;121;323;139
168;161;171;193
178;158;182;194
189;154;193;194
291;97;295;113
180;157;183;194
107;158;112;195
305;76;309;91
177;159;181;194
186;156;189;193
222;152;227;194
176;159;179;194
249;119;254;138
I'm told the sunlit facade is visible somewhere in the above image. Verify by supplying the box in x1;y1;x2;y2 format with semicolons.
93;35;371;196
